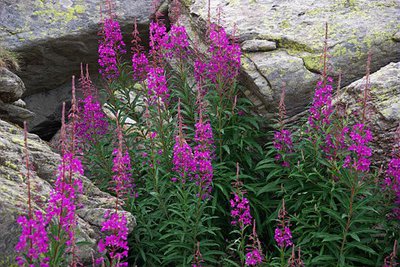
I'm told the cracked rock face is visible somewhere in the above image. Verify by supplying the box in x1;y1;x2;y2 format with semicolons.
335;62;400;165
0;119;135;264
0;0;153;97
179;0;400;118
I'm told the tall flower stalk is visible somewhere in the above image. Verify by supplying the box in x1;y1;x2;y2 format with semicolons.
97;122;131;267
46;100;83;266
274;199;293;267
15;122;50;267
98;8;126;80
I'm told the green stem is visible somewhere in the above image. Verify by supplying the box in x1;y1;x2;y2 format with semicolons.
280;247;285;267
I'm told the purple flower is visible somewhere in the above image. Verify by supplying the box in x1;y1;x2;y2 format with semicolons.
149;21;170;59
172;136;196;183
275;199;293;249
132;52;149;81
147;67;169;104
112;128;133;199
384;158;400;219
343;124;373;172
98;18;126;80
308;78;334;130
168;25;190;60
76;95;108;143
273;129;293;167
245;248;263;266
193;119;214;198
46;153;84;247
274;226;293;248
15;210;49;265
98;212;129;267
230;193;252;228
207;24;241;88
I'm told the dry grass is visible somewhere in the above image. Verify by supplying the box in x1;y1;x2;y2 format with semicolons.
0;46;20;71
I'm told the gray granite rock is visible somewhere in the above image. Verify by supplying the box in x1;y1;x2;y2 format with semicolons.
0;0;155;96
178;0;400;118
0;67;25;103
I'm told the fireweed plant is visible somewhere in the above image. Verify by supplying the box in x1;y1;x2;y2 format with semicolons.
256;26;399;266
15;5;399;267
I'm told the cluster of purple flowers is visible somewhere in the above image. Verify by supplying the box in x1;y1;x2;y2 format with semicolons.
98;18;126;80
98;125;131;265
245;248;263;266
46;152;84;246
384;158;400;219
15;210;49;267
168;25;190;60
112;147;132;198
343;123;373;172
98;212;129;267
274;200;293;249
147;67;169;104
274;226;293;248
172;135;196;184
132;52;149;82
207;23;241;87
193;118;214;198
273;129;293;167
308;78;334;130
230;192;252;228
76;95;108;142
149;21;170;59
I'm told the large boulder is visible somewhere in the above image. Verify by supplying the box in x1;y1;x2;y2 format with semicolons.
178;0;400;118
335;62;400;165
0;0;154;97
0;119;135;264
0;67;25;103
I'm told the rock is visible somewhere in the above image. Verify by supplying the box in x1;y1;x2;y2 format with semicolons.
23;82;75;140
178;0;400;117
12;99;27;108
0;67;25;103
242;39;276;52
0;119;135;264
335;62;400;165
0;0;155;97
0;99;35;126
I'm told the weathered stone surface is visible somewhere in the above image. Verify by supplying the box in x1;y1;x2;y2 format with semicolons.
335;62;400;165
242;39;276;52
0;0;154;96
0;67;25;103
0;99;35;126
179;0;400;118
0;119;135;263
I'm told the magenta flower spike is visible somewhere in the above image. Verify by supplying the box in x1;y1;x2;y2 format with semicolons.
230;192;252;228
207;23;241;90
245;220;264;266
308;77;334;131
193;112;214;199
343;123;373;172
172;100;196;183
98;123;131;266
98;212;129;267
15;122;50;266
98;15;126;80
112;124;133;199
147;66;169;105
131;19;149;82
76;65;108;144
274;199;293;249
